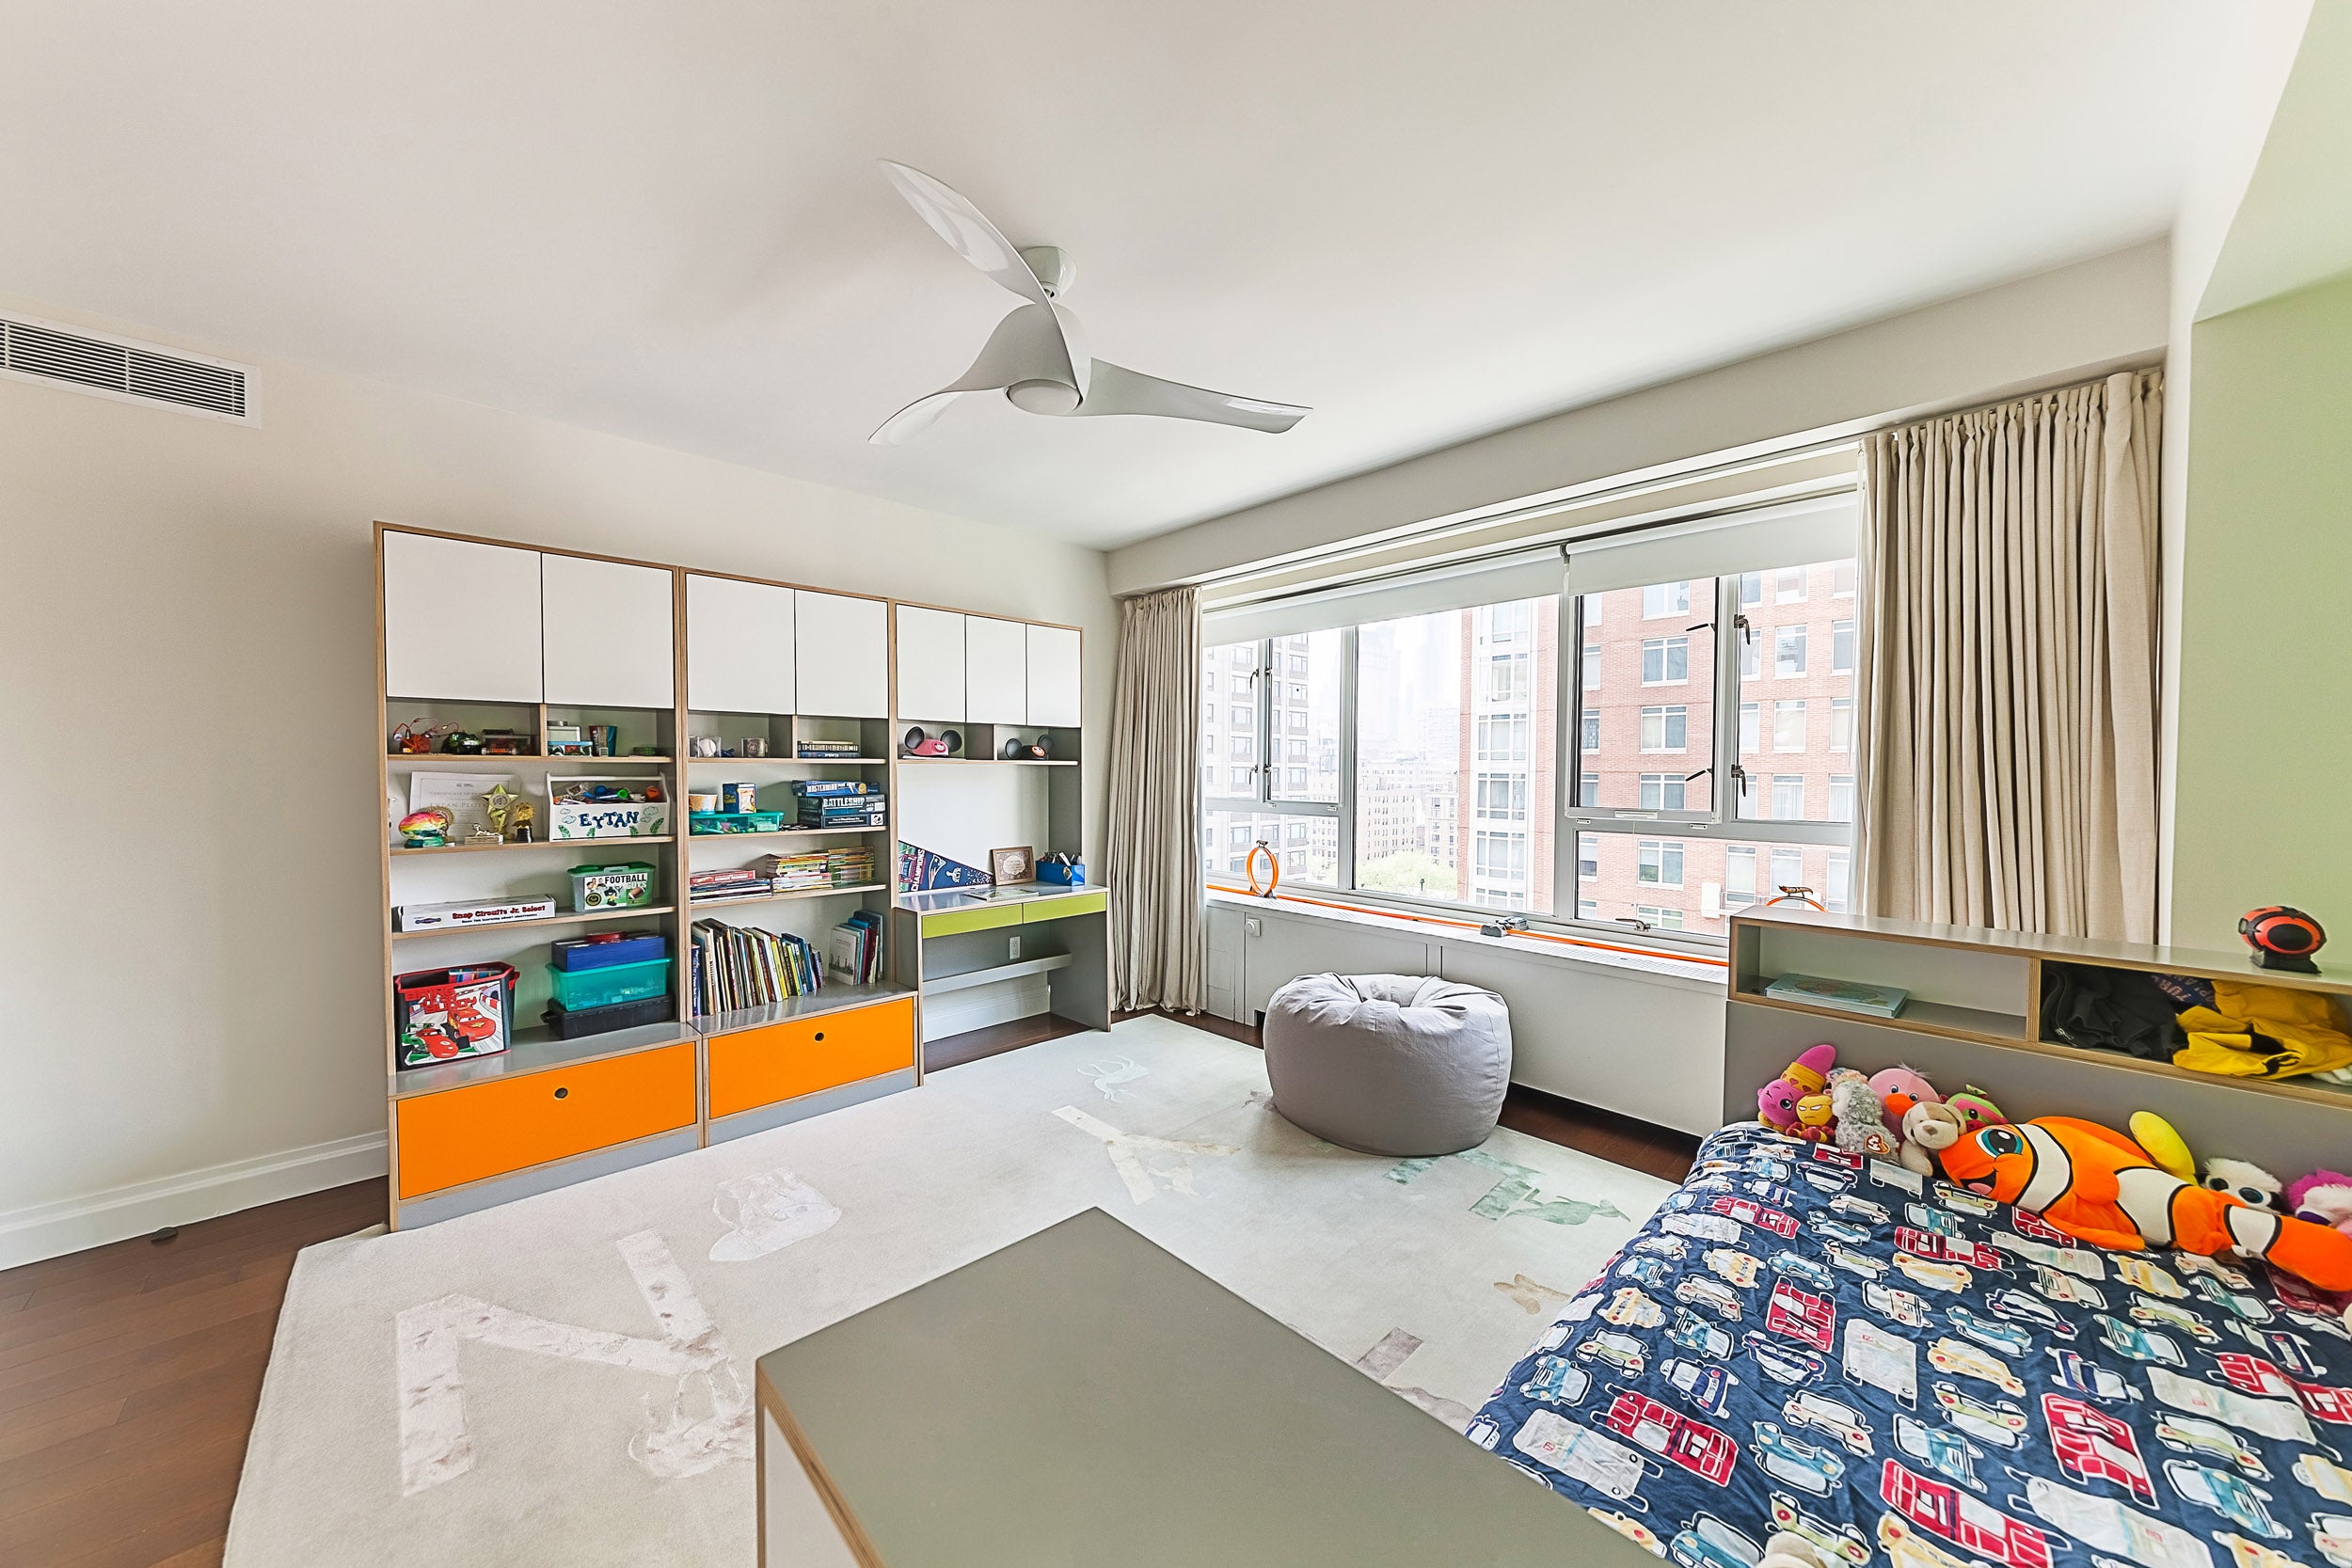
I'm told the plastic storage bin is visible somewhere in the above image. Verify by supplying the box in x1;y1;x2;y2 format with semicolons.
690;811;787;835
394;962;517;1070
551;932;669;972
541;994;674;1039
568;861;655;911
545;956;672;1010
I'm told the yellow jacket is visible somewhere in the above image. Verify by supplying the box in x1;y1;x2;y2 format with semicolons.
2173;978;2352;1080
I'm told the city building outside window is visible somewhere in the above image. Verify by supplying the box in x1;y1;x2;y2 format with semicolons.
1637;772;1687;811
1641;635;1688;685
1740;701;1759;753
1641;580;1690;618
1774;624;1807;677
1638;705;1688;752
1636;839;1684;887
1772;699;1806;752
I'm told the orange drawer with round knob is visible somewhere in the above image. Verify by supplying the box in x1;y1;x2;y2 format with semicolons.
395;1042;696;1199
707;997;915;1119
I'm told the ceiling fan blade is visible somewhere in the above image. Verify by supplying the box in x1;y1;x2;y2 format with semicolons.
878;161;1054;310
869;304;1084;444
869;388;970;445
1072;360;1308;433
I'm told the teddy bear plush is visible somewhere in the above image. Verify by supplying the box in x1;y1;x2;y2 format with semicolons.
1898;1101;1968;1177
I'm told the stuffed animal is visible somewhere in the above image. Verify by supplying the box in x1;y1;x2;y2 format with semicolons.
2127;1111;2195;1182
1792;1092;1836;1143
2203;1158;2285;1211
1831;1079;1897;1157
2288;1172;2352;1236
1758;1043;1837;1132
1938;1117;2352;1291
1943;1086;2008;1133
1867;1066;1940;1120
1898;1101;1967;1177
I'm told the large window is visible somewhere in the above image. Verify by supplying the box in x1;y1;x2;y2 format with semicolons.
1200;516;1858;946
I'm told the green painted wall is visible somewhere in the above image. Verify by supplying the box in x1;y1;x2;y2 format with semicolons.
2169;267;2352;949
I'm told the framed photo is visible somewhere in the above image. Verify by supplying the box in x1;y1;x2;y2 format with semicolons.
989;846;1035;885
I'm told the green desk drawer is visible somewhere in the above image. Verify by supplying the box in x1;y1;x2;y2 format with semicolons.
1024;891;1106;924
921;904;1025;938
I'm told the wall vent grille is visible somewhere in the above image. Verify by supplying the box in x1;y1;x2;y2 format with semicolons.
1;316;255;421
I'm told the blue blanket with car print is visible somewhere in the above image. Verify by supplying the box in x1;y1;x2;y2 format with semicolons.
1469;1122;2352;1568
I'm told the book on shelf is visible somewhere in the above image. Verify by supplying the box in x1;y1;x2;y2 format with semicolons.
827;909;884;986
791;780;874;799
1762;973;1909;1018
795;741;862;758
691;919;823;1017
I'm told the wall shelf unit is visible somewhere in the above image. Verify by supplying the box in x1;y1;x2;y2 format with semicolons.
378;527;1088;1230
1723;905;2352;1171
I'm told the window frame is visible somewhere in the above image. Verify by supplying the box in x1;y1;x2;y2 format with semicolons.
1200;631;1351;885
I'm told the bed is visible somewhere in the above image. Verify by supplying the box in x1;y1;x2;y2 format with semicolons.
1470;1122;2352;1568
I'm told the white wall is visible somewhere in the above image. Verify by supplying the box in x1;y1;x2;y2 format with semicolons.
0;293;1113;1264
1111;241;2170;594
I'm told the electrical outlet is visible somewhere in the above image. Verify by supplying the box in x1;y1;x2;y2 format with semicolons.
1245;917;1263;937
1009;933;1021;960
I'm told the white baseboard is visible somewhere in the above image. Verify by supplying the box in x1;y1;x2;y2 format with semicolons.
0;1131;389;1271
920;975;1050;1043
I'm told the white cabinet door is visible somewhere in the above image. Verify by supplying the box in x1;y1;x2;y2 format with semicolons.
794;590;888;717
541;554;675;708
1024;624;1082;728
893;605;965;721
963;616;1027;725
687;575;796;714
382;531;544;702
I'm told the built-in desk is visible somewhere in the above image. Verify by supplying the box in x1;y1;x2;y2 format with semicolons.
890;883;1111;1065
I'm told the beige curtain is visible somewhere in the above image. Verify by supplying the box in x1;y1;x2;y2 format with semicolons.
1853;370;2162;941
1104;585;1206;1011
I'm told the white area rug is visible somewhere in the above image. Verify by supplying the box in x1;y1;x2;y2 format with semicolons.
226;1015;1672;1566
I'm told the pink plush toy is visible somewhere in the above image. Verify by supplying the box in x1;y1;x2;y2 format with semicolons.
2289;1171;2352;1237
1758;1043;1838;1132
1943;1086;2009;1134
1867;1066;1940;1119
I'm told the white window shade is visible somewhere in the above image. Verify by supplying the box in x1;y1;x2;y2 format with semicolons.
1205;548;1562;644
1565;494;1858;598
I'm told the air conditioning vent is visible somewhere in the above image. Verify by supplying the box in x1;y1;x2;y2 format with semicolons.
1;316;255;422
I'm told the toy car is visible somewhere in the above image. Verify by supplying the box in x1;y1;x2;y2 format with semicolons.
1632;1235;1692;1260
1893;1411;1985;1491
1676;1275;1744;1322
1859;1281;1930;1327
1771;1251;1835;1291
1600;1391;1738;1483
2230;1323;2320;1374
1812;1215;1872;1245
2179;1251;2256;1291
2095;1314;2185;1367
1825;1242;1889;1279
1799;1168;1851;1196
2045;1393;2157;1506
1704;1247;1762;1288
2299;1452;2352;1505
2154;1413;2269;1478
1894;1253;1975;1292
2116;1256;2187;1298
2044;1347;2137;1402
1927;1337;2026;1396
1507;1408;1655;1501
1572;1330;1648;1376
1464;1414;1503;1449
2167;1459;2291;1539
2310;1514;2352;1568
2191;1275;2275;1323
1661;1356;1740;1417
1749;1157;1796;1182
2132;1294;2220;1342
1518;1354;1593;1407
2028;1265;2107;1307
1751;1420;1846;1497
1932;1182;2000;1217
1904;1203;1966;1237
1669;1513;1763;1568
1942;1307;2034;1358
1829;1194;1891;1225
1784;1390;1875;1456
1769;1492;1871;1566
1663;1212;1744;1244
1985;1289;2075;1338
1931;1382;2027;1447
1616;1255;1676;1290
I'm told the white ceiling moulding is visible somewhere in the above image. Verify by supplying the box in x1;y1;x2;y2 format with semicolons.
0;313;257;424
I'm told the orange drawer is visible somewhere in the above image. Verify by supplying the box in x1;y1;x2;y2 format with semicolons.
707;998;915;1119
395;1043;696;1198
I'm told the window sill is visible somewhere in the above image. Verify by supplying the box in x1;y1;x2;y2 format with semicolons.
1202;887;1725;991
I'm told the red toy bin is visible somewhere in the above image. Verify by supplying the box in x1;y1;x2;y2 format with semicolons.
394;962;517;1070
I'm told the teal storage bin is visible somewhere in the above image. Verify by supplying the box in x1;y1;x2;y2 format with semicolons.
546;956;672;1010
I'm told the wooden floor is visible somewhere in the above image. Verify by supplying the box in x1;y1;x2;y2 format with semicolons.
1;1009;1694;1567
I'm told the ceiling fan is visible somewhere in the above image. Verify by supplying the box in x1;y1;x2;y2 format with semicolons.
870;161;1309;444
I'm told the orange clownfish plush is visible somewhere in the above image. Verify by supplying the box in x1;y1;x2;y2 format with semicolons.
1939;1117;2352;1291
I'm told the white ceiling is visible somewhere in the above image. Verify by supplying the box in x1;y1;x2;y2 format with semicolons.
3;3;2226;548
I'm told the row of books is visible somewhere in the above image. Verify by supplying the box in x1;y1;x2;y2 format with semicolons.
690;920;822;1016
796;738;864;759
829;910;884;985
753;847;876;891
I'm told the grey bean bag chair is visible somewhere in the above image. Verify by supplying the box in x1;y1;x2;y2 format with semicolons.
1263;974;1512;1156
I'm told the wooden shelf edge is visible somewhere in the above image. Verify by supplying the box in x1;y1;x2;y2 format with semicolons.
1729;990;2024;1046
688;882;888;911
389;1022;691;1100
689;825;891;841
392;835;675;856
688;756;892;765
694;983;917;1037
386;753;673;766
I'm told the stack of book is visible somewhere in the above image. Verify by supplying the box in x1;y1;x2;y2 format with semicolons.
1762;973;1909;1019
828;910;884;985
688;867;771;904
824;846;875;886
690;919;821;1017
792;780;886;829
796;738;864;760
751;850;835;891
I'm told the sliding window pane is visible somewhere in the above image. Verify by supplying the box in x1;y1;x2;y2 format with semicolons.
1200;640;1257;800
1575;578;1715;817
1200;809;1336;887
1579;834;1851;936
1267;630;1342;802
1734;557;1857;825
1355;595;1556;911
